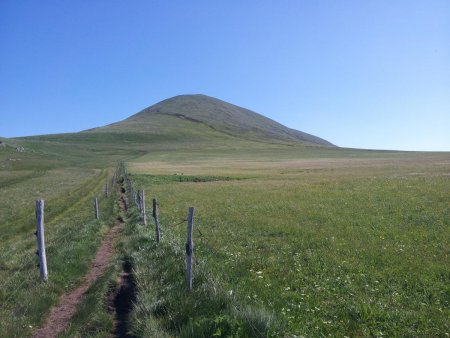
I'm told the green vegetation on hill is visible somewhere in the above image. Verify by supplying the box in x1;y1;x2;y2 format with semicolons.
89;94;334;146
6;94;378;175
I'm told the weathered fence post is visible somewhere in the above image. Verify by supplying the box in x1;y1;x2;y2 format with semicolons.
137;190;141;211
153;198;160;243
105;183;109;198
129;183;133;204
94;197;99;219
186;207;194;291
35;200;48;281
142;190;147;226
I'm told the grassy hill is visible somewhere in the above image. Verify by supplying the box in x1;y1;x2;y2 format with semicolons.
88;94;334;146
8;95;334;171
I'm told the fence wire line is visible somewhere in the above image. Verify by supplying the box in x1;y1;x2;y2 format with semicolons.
48;225;80;243
4;276;41;309
232;303;265;338
45;182;119;245
1;255;37;288
2;170;121;309
4;186;108;258
2;243;37;266
45;218;94;245
117;166;268;337
1;224;76;287
3;176;116;288
2;274;32;305
122;170;255;313
166;219;188;228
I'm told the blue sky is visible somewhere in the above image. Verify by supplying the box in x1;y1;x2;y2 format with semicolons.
1;1;449;150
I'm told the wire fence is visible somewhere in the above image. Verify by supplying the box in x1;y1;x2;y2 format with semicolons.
120;163;266;334
3;161;265;335
1;164;122;308
1;255;36;288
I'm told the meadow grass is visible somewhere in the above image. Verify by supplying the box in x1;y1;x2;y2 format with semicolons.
0;166;117;337
119;205;280;337
54;171;280;338
1;130;449;337
127;153;450;337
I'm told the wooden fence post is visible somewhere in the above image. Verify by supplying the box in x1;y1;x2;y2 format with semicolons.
186;207;194;291
153;198;160;243
94;197;99;219
35;200;48;281
142;190;147;226
137;190;141;211
129;183;133;204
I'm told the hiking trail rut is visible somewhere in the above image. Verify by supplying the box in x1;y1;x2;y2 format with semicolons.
32;192;128;338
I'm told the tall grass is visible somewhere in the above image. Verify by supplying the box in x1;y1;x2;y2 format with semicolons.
120;208;282;337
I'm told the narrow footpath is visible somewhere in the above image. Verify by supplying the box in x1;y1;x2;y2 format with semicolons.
32;190;128;338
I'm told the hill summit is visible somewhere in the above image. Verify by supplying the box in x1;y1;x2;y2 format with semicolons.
93;94;334;146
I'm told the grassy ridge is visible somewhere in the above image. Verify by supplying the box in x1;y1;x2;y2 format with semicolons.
118;95;334;146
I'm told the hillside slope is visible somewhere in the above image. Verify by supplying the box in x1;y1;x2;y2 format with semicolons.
13;95;338;170
90;94;334;146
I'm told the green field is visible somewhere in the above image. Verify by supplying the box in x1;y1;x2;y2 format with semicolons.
125;151;450;337
0;96;449;337
0;138;118;337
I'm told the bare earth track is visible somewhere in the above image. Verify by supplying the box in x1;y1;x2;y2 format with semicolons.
32;193;127;338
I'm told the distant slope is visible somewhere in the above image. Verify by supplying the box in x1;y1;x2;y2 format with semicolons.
90;94;334;146
13;95;335;170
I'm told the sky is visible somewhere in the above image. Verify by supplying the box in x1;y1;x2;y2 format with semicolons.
0;1;449;151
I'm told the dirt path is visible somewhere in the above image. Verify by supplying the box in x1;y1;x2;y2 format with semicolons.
32;194;127;338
